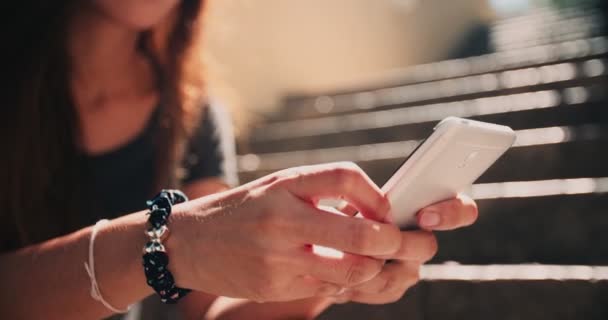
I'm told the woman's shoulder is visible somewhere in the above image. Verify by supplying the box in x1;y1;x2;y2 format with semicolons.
181;100;238;186
197;101;233;136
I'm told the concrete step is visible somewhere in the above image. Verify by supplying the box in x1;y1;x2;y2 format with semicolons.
278;44;607;122
433;193;608;264
239;128;608;183
248;97;608;153
320;276;608;320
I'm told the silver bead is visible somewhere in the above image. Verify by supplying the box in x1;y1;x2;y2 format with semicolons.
143;239;166;254
146;225;169;240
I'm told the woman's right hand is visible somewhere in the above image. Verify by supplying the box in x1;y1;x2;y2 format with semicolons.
167;162;403;302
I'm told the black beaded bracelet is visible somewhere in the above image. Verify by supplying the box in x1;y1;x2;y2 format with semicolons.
142;189;191;304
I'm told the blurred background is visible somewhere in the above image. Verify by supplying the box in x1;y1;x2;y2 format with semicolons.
203;0;608;319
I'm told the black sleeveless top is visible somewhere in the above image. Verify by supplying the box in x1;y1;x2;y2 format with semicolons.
78;103;238;228
84;102;238;320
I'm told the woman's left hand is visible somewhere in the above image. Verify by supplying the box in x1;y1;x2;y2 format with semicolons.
332;194;478;304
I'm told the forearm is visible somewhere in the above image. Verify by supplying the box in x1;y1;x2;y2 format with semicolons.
176;178;227;319
207;297;334;320
0;211;153;319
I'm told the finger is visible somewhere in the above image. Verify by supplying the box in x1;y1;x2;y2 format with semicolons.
344;262;420;305
297;249;384;287
348;284;416;305
277;162;391;222
350;261;420;295
376;231;437;262
417;193;478;231
276;276;343;301
291;202;402;256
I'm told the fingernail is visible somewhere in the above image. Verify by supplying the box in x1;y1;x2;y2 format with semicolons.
420;210;440;228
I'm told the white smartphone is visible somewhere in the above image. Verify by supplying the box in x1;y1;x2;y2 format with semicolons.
383;117;516;228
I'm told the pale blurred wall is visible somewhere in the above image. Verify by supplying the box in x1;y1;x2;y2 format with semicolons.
202;0;492;120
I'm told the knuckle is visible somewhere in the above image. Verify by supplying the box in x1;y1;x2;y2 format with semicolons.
396;234;410;258
334;168;353;188
348;222;373;253
399;231;426;259
384;226;402;255
345;259;375;285
425;233;439;260
379;274;400;294
332;166;359;189
399;231;437;261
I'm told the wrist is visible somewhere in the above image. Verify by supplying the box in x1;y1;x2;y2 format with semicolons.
94;212;154;309
163;189;246;290
163;202;198;288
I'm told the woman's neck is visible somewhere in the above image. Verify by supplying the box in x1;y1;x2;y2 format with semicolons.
69;5;155;110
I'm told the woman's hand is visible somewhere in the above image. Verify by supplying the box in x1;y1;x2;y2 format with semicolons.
167;162;403;302
332;194;478;304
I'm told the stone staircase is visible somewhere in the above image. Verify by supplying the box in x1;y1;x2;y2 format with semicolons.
236;5;608;319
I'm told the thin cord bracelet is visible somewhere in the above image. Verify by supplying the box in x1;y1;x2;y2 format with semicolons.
84;219;131;314
142;189;191;304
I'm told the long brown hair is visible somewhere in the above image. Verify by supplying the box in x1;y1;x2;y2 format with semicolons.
0;0;206;250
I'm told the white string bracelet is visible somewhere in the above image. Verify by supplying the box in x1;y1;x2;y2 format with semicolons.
84;219;131;314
